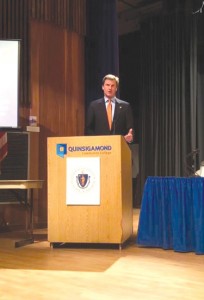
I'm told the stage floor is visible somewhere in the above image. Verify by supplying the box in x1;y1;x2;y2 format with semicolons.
0;209;204;300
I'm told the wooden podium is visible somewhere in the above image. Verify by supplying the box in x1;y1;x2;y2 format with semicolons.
47;135;133;247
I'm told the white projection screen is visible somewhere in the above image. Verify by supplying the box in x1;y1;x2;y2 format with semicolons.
0;40;20;129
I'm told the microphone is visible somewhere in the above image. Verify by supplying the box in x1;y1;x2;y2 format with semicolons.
186;148;199;158
185;149;200;177
192;1;204;14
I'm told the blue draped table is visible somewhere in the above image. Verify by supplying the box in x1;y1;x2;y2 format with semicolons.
137;177;204;254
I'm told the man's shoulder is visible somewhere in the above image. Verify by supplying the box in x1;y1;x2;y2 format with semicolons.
115;98;130;105
90;98;104;106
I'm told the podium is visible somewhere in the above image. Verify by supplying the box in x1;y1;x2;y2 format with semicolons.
47;135;133;247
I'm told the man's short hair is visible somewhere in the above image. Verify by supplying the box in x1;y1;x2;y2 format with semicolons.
102;74;119;87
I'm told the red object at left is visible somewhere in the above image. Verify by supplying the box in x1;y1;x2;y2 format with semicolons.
0;132;8;162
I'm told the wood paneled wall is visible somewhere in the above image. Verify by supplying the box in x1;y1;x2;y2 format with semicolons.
0;0;86;116
30;20;85;225
30;0;86;35
0;0;86;227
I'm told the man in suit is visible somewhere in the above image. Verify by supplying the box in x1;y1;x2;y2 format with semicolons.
85;74;134;143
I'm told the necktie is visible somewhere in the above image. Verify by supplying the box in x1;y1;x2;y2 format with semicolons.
107;100;112;129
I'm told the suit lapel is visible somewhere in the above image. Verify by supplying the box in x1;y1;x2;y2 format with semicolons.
99;98;107;118
99;98;110;129
113;99;122;123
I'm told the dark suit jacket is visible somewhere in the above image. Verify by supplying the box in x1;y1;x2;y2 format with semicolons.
85;97;134;136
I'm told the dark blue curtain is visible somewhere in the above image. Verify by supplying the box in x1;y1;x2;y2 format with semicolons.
137;176;204;254
85;0;119;106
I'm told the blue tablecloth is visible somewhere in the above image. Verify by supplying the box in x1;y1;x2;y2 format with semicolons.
137;177;204;254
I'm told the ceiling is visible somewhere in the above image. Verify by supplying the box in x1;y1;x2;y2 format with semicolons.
117;0;163;35
117;0;203;35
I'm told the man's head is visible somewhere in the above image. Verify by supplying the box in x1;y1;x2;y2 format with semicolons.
102;74;119;99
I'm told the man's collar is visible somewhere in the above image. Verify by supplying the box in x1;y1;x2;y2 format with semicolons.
104;97;116;103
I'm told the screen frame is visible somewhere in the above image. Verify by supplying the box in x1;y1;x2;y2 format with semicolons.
0;39;21;130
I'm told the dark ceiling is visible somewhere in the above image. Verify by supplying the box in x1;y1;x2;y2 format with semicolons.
117;0;163;35
117;0;202;35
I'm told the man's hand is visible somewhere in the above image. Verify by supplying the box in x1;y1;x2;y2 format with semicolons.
124;128;133;143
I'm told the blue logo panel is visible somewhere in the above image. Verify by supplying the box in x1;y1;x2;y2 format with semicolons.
56;144;67;158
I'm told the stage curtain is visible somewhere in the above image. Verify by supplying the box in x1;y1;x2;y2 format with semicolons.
137;13;204;202
85;0;119;105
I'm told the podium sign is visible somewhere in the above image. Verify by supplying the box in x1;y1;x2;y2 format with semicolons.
66;157;100;205
47;135;133;246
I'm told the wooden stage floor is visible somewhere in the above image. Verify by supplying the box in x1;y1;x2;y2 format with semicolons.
0;209;204;300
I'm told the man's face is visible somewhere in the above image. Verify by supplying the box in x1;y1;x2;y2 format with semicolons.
102;79;117;99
